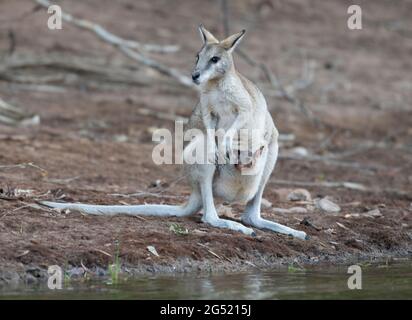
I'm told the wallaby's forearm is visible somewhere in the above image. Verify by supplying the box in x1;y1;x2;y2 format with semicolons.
226;111;249;133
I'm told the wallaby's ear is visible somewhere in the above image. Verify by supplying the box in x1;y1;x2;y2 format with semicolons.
198;24;219;45
220;30;246;52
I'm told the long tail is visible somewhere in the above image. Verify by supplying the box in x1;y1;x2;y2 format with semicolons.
40;193;201;217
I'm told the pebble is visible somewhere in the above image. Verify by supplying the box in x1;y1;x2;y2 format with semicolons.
364;208;382;218
315;197;341;213
289;146;309;157
113;134;128;143
287;189;312;202
261;198;273;209
273;188;294;201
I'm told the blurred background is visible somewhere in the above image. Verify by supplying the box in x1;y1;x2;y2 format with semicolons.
0;0;411;274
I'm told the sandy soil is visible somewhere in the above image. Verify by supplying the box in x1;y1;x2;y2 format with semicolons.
0;0;411;285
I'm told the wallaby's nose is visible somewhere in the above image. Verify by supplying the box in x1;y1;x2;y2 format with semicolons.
192;72;200;81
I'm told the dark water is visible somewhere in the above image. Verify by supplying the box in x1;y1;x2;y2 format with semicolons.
1;262;411;299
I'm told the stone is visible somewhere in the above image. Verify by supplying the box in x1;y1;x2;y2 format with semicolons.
316;197;341;213
287;189;312;202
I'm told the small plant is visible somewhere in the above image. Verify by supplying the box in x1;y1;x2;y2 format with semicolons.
169;223;189;236
287;263;305;273
61;263;71;288
107;240;121;285
63;271;71;286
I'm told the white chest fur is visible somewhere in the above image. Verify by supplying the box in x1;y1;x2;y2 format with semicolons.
201;76;251;130
204;93;237;129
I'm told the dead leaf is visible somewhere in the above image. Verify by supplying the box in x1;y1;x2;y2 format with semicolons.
147;245;159;257
16;250;30;258
336;222;349;230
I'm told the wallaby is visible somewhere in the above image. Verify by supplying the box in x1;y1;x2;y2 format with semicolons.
42;25;308;240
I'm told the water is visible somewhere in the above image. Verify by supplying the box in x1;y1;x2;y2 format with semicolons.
1;262;411;299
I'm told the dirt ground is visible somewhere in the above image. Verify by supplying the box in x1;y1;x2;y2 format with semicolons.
0;0;411;285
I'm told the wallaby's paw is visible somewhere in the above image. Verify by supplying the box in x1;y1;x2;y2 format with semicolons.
293;230;308;241
242;216;309;240
206;140;218;165
206;153;216;165
238;225;255;236
219;131;236;162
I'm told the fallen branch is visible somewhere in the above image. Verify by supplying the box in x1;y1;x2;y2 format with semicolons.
134;106;189;123
0;98;40;126
278;152;389;172
0;162;47;174
258;65;323;127
272;179;365;190
34;0;193;88
35;0;178;53
7;84;67;94
271;179;411;200
0;53;154;87
119;46;194;88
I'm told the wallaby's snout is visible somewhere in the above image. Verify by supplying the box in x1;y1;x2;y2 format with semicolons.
192;71;200;84
192;24;246;86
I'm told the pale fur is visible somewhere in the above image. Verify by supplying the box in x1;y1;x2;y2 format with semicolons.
41;25;308;240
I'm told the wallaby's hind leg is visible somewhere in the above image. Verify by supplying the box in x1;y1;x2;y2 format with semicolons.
194;163;255;236
241;140;308;240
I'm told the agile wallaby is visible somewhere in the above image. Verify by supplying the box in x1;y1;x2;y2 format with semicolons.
42;25;308;240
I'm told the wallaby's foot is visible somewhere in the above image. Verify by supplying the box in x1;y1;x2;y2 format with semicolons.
242;216;308;240
202;216;256;236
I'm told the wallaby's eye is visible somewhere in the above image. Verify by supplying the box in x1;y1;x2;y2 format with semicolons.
210;56;220;63
195;55;199;63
